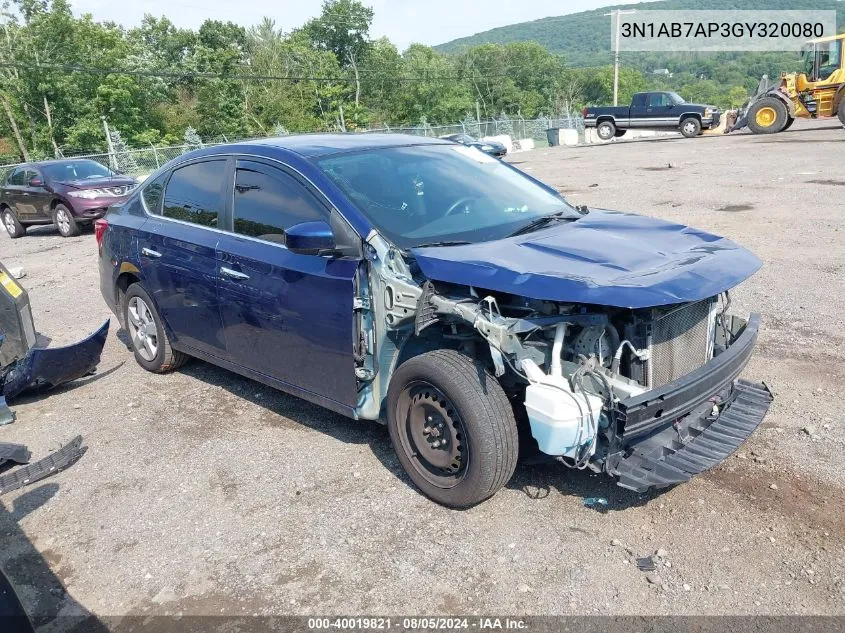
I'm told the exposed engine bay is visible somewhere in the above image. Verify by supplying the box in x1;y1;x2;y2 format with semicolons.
352;237;759;479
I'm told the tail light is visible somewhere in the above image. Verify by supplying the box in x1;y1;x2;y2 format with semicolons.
94;218;108;254
582;107;588;117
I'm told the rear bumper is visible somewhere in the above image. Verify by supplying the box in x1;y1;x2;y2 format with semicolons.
606;313;770;491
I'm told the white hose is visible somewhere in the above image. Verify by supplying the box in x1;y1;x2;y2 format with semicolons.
550;322;567;377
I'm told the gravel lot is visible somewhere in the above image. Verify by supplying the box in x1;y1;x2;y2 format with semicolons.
1;119;844;624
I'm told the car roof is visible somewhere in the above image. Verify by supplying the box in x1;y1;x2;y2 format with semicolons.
243;133;450;158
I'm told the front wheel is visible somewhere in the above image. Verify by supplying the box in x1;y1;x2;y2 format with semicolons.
2;208;24;239
54;204;80;237
837;98;845;127
747;97;788;134
680;117;702;138
386;349;519;508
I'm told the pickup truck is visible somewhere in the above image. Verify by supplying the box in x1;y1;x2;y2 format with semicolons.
583;91;720;140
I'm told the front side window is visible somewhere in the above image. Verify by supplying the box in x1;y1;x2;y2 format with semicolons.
7;168;25;186
648;93;668;107
24;169;40;185
318;144;577;249
232;164;326;242
162;160;226;228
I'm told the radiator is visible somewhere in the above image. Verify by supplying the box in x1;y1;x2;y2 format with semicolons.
647;298;716;388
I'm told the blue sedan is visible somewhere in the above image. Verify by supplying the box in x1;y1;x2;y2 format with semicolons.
98;134;770;507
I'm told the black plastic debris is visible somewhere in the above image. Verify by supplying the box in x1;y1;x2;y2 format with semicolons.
0;442;30;468
0;436;84;496
636;556;657;572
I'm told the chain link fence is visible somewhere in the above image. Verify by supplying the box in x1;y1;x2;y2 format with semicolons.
0;115;585;178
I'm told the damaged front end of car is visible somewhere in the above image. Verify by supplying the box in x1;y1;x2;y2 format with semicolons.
0;262;109;424
351;210;772;492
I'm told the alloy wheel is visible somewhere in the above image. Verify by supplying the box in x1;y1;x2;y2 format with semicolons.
3;212;15;236
56;208;71;235
127;296;158;361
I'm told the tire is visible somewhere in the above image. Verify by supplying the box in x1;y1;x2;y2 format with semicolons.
596;120;616;141
386;349;519;508
680;116;702;138
1;207;25;239
838;98;845;127
782;116;795;131
123;283;188;373
53;203;80;237
747;97;789;134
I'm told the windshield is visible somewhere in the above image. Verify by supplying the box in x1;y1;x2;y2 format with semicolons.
668;92;686;105
42;160;114;181
317;144;578;249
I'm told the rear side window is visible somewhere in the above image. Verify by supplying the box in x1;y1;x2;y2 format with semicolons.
631;93;647;107
232;164;326;241
140;173;167;215
163;160;226;227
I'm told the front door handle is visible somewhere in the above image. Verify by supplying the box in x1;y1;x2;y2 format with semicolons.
141;247;162;258
220;266;250;281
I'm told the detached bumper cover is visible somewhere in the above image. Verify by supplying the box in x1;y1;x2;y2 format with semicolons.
608;380;772;492
1;320;109;400
606;313;771;491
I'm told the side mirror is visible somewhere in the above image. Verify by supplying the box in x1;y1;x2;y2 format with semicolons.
286;221;335;256
28;178;43;187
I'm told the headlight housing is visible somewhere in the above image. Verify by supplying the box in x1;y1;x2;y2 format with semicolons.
704;108;714;117
67;187;128;199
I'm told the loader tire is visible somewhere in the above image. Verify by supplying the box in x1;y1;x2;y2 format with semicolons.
782;116;795;131
838;98;845;127
747;97;788;134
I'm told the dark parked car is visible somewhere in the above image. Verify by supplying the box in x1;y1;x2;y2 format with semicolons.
442;133;507;157
98;134;771;507
584;91;721;139
0;159;138;238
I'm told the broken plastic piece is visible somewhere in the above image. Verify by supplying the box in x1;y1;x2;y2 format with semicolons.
0;442;30;467
0;435;84;495
636;556;657;572
583;496;608;510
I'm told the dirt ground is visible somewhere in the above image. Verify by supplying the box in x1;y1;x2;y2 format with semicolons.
1;119;843;624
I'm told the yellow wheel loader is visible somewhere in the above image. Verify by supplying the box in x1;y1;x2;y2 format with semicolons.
741;34;845;134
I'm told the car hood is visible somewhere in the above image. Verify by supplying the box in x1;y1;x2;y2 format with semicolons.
57;177;137;189
410;209;761;309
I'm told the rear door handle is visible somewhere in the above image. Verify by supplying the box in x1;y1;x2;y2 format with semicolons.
220;266;250;281
141;247;162;258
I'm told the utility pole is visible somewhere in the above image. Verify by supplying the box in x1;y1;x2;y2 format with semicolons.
604;9;636;106
102;116;117;171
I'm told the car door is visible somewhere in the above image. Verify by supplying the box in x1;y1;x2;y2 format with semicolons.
136;158;229;359
24;168;52;220
216;159;360;408
647;93;674;127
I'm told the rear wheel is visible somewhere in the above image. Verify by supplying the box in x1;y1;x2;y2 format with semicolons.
596;120;616;141
747;97;789;134
680;117;702;138
386;349;519;508
1;207;24;239
123;283;188;373
53;204;80;237
838;98;845;127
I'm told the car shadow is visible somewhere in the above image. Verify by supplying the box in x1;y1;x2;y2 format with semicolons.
178;357;658;512
0;483;109;632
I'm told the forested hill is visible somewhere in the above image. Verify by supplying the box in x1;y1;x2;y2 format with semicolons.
436;0;845;66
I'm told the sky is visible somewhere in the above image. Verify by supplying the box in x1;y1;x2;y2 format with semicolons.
70;0;633;50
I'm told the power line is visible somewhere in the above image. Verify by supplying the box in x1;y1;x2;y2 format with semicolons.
0;60;586;82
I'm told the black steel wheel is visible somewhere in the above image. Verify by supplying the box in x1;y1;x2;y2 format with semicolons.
387;349;519;508
395;381;469;488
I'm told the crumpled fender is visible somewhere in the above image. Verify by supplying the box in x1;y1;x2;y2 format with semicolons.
1;320;109;400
